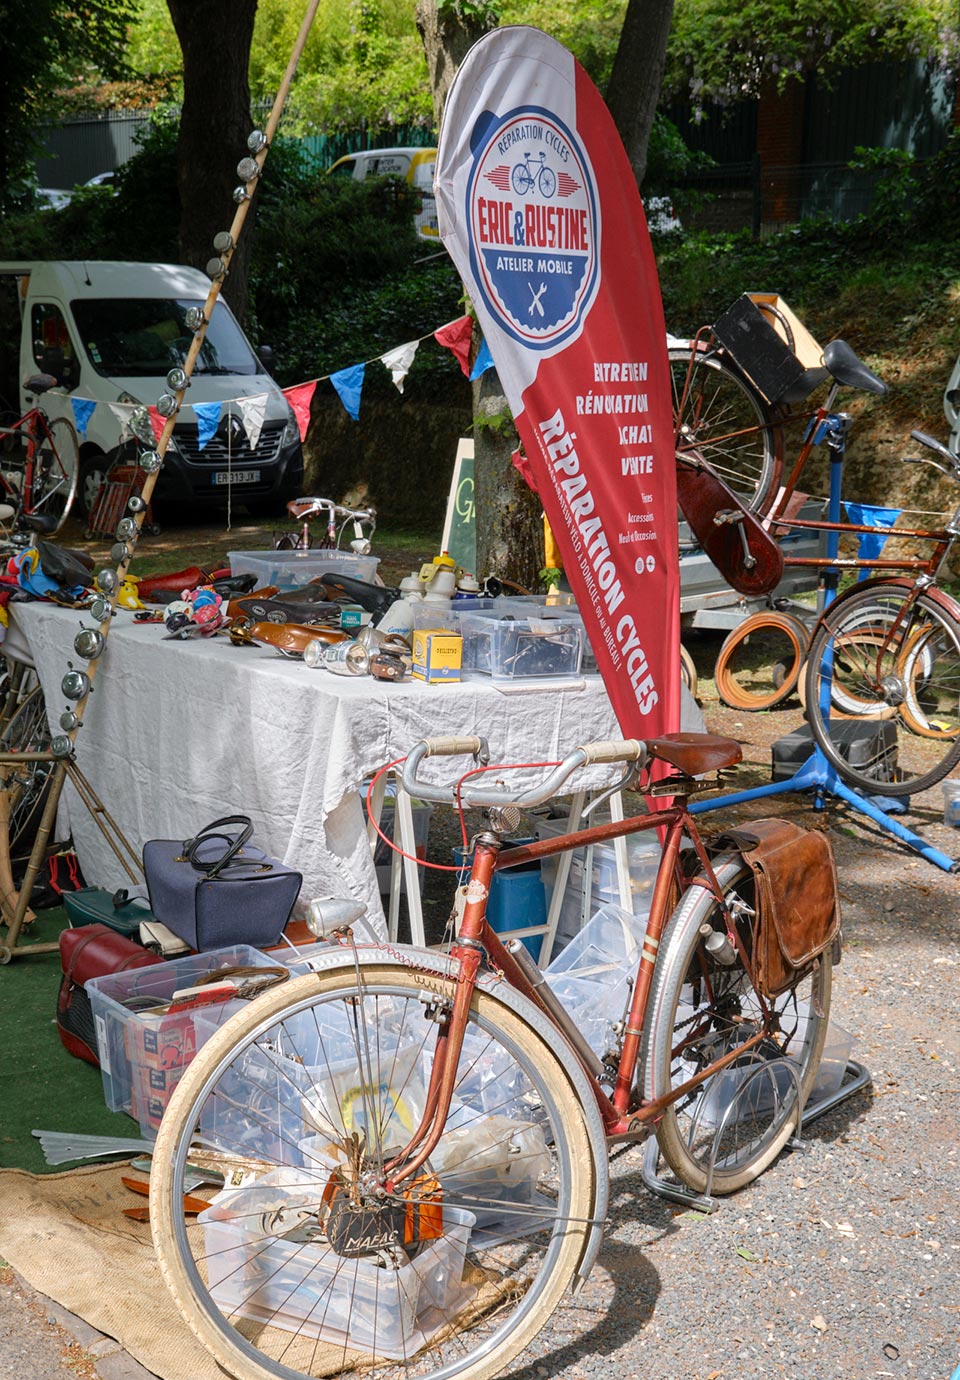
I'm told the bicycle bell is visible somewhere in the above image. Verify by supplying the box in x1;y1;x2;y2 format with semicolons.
62;670;91;701
95;569;119;595
74;628;105;660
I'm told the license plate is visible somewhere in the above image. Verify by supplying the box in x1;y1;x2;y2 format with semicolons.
211;469;260;485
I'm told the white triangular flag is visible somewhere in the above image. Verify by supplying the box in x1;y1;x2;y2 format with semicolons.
380;341;419;394
108;403;134;440
237;392;269;450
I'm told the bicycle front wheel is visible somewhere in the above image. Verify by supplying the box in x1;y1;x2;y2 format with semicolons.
641;857;831;1195
804;583;960;796
670;346;784;516
151;962;596;1380
33;416;79;531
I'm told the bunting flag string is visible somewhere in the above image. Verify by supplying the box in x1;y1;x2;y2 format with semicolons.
40;313;497;437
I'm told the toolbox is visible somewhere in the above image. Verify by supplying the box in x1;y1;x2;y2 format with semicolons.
771;719;900;786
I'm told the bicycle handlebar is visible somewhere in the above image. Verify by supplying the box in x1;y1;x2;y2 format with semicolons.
399;736;648;808
288;496;376;524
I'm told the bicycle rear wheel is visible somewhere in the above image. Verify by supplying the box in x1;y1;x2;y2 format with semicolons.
33;416;79;531
151;961;596;1380
804;583;960;796
641;857;831;1194
670;347;784;516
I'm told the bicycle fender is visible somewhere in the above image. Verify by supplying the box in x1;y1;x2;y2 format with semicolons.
822;573;959;618
283;942;611;1287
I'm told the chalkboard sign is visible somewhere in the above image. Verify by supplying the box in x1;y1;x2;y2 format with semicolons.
440;437;476;575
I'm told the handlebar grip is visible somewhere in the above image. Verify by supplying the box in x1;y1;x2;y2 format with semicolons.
578;739;647;766
421;736;485;758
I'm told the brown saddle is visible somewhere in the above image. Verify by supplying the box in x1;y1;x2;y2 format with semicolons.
646;731;742;776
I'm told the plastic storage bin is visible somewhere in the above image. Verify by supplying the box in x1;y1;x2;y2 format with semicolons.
942;778;960;826
544;903;647;1058
227;548;380;592
200;1170;476;1358
535;813;660;957
459;608;583;681
86;945;275;1137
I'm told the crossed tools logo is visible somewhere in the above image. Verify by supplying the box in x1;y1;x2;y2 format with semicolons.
466;106;600;350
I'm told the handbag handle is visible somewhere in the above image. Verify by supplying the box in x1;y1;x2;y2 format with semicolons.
183;815;254;879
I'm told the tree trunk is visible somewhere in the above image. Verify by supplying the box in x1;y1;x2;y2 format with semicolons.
605;0;675;187
166;0;257;318
414;0;493;132
473;368;543;590
415;2;543;588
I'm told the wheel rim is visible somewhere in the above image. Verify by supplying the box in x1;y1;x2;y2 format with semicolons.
34;418;79;532
151;969;592;1380
714;611;809;711
645;861;830;1192
669;348;783;516
805;588;960;794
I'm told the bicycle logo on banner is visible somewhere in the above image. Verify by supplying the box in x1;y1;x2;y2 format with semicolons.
511;151;557;198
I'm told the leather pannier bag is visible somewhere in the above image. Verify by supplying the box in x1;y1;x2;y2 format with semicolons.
58;923;163;1066
720;818;841;997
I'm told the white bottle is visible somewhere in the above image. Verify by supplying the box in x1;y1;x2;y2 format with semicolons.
375;574;423;638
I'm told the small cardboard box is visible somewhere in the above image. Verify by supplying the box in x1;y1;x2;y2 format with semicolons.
412;628;462;683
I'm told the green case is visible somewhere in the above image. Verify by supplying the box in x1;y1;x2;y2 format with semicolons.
62;887;156;939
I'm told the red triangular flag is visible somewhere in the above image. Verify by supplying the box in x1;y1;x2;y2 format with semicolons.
511;447;538;494
283;381;317;441
147;407;166;443
434;316;474;377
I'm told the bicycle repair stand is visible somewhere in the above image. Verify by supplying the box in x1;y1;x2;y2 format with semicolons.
640;1056;873;1213
690;412;958;875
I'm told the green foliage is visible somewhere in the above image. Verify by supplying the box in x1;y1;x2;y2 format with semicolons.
657;131;960;337
500;0;627;87
0;0;138;210
437;0;500;22
665;0;959;106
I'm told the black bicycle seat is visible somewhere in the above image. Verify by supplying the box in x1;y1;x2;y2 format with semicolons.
822;339;887;396
23;373;59;396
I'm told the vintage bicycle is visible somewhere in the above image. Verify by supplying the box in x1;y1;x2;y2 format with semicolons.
274;495;377;554
150;731;836;1380
673;300;960;798
0;374;79;533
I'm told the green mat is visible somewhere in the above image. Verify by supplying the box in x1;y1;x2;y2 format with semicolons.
0;908;139;1174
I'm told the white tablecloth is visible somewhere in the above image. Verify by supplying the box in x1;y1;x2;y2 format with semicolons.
7;603;702;935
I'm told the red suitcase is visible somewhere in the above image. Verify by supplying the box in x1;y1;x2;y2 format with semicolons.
57;923;163;1066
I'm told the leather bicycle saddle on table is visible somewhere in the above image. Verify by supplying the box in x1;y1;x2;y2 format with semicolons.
229;621;348;657
230;579;342;626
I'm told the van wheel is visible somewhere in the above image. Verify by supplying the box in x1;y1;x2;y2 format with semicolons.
77;455;110;518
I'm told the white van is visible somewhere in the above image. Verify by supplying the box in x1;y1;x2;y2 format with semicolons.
327;147;439;242
0;260;304;515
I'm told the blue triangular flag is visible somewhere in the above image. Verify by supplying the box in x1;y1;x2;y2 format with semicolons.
469;337;495;381
844;501;902;578
70;397;96;437
330;363;365;421
194;401;223;451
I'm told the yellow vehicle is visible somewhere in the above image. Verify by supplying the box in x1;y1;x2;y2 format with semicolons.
327;146;439;241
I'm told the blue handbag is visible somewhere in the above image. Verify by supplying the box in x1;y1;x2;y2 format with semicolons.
142;815;302;951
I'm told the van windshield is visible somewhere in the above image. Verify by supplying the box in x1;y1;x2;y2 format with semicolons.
70;297;260;378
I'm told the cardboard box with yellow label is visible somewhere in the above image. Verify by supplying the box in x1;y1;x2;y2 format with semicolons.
412;629;462;684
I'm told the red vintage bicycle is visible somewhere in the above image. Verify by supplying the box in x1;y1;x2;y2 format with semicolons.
0;374;79;533
149;731;836;1380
